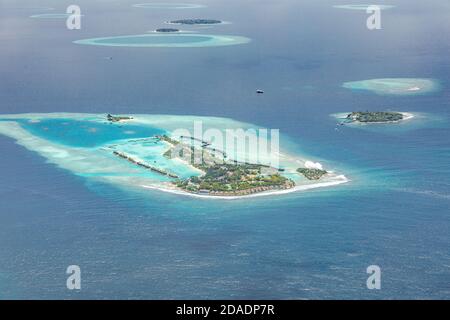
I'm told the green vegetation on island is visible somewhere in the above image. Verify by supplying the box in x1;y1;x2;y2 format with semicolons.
156;28;179;33
297;168;327;180
346;111;403;123
157;134;180;146
169;19;222;25
175;163;293;195
107;114;133;122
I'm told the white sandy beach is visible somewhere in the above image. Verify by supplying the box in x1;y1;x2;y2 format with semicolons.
401;112;415;121
141;175;350;200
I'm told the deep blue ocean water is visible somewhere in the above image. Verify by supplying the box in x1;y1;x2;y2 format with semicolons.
0;0;449;299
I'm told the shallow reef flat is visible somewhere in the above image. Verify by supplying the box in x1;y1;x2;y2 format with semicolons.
342;78;440;96
73;33;250;48
0;113;348;199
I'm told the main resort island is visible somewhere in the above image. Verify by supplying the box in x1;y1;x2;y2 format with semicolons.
0;113;348;199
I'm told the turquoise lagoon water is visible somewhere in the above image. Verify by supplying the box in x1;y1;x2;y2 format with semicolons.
0;114;306;181
1;115;207;180
16;118;163;148
1;0;449;299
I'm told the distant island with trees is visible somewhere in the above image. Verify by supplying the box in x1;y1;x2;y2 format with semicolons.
156;28;180;33
346;111;405;123
169;19;222;25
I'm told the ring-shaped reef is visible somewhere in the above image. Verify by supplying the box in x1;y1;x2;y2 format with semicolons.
73;33;250;48
30;13;74;19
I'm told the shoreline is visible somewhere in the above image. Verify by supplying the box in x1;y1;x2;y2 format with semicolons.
141;175;350;200
400;112;415;121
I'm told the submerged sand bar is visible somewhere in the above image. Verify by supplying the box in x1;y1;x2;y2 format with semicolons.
342;78;440;96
